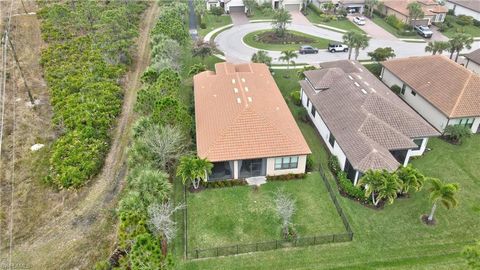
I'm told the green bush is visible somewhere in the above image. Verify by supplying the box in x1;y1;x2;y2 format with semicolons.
290;90;301;106
328;155;341;176
308;3;324;16
364;63;382;77
385;15;404;30
200;22;207;29
204;179;247;188
267;173;307;181
306;155;314;171
474;19;480;27
210;6;224;16
457;15;474;26
444;125;472;144
152;8;189;44
337;171;367;201
390;84;401;95
129;233;165;269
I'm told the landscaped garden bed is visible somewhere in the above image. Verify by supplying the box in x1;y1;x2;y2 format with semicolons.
243;30;333;51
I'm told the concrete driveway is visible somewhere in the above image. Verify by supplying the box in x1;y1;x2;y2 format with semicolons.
348;16;397;41
428;25;449;41
289;10;312;26
214;22;480;64
230;10;249;26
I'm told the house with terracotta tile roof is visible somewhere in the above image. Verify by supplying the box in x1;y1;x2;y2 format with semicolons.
465;48;480;74
299;60;438;184
380;0;448;25
382;55;480;134
194;62;311;181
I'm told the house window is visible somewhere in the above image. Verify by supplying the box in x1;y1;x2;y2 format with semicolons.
329;134;336;147
413;138;423;151
401;84;406;95
411;90;417;96
275;156;299;170
311;105;316;117
458;118;474;129
306;97;310;107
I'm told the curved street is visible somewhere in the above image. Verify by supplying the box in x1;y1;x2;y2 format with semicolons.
214;22;480;64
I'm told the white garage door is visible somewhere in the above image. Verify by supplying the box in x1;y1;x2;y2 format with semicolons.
284;4;300;11
229;6;246;13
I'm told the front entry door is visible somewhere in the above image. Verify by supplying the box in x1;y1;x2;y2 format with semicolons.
239;158;265;178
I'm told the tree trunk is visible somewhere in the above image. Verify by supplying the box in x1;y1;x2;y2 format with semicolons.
348;48;353;60
449;50;455;59
355;48;360;60
372;193;378;206
455;51;460;62
428;202;437;221
161;238;168;257
192;178;200;189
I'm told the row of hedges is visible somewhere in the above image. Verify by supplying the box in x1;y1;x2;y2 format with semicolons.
203;179;247;189
328;156;368;202
436;14;480;32
38;1;148;189
384;15;416;36
96;2;192;269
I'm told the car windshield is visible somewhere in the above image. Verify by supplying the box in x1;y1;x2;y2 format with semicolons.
420;26;429;30
358;17;365;21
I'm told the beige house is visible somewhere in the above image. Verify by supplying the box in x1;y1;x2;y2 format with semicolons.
382;55;480;134
445;0;480;20
194;62;311;181
381;0;448;25
206;0;304;13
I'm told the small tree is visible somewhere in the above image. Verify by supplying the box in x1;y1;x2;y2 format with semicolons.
359;169;400;206
279;50;298;72
148;202;185;256
244;0;256;16
368;47;396;62
188;63;207;75
194;0;207;24
462;241;480;269
425;41;450;55
396;165;425;195
272;8;292;38
366;0;379;18
407;2;424;27
297;65;316;79
377;171;401;205
443;125;472;144
425;178;459;224
192;39;217;60
322;1;335;15
274;188;296;240
177;156;213;189
210;6;224;19
251;50;272;67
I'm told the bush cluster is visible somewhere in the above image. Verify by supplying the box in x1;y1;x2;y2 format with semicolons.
267;173;307;181
204;179;247;188
337;171;368;202
38;1;148;189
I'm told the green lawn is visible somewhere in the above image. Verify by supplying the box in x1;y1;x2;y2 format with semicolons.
247;7;275;21
243;30;333;51
198;14;232;38
179;69;480;269
305;8;365;33
371;16;422;39
441;16;480;38
187;173;346;249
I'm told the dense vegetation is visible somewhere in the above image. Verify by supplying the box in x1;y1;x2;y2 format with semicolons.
38;1;148;188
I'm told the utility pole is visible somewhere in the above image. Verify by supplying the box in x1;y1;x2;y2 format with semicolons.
6;37;35;105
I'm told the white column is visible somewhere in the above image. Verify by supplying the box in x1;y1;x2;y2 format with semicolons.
233;160;239;179
353;171;359;186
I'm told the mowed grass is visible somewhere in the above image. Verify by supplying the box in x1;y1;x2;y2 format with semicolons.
441;16;480;38
187;172;346;249
243;30;333;51
198;13;232;38
178;69;480;269
305;8;365;33
371;16;422;39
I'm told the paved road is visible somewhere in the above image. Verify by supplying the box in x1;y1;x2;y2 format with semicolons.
188;0;198;39
215;22;480;64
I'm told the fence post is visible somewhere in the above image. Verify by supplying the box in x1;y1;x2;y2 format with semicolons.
216;247;219;257
237;244;239;254
313;236;316;245
256;242;258;252
196;249;199;259
275;240;278;249
332;234;335;242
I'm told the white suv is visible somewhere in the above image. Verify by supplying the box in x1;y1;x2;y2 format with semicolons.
328;43;349;53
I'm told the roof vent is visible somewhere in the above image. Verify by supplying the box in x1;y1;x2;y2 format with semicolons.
247;97;252;102
237;97;241;104
370;88;376;93
348;75;354;80
358;68;363;72
232;79;236;84
241;78;246;82
357;75;363;79
234;88;239;93
354;82;360;87
364;81;370;86
361;89;367;94
244;87;249;92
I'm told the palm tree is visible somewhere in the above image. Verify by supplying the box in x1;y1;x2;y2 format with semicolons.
377;172;401;205
407;2;424;27
358;170;385;206
396;165;425;194
343;31;370;60
279;50;298;72
272;8;292;38
177;156;213;190
251;50;272;67
354;34;370;60
448;33;474;62
426;178;459;223
366;0;379;18
425;41;450;55
343;31;357;60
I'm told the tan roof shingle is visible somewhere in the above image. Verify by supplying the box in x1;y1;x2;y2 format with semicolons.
194;62;311;162
382;55;480;118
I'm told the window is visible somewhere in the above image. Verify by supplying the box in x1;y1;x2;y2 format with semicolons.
275;156;299;170
411;90;417;96
458;118;474;129
401;84;406;95
329;134;335;147
311;105;316;117
412;138;423;151
306;97;310;107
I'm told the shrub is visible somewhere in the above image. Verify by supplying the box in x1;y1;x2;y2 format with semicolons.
364;63;382;77
444;125;472;144
210;6;224;16
152;8;189;44
294;107;309;123
204;179;247;189
308;3;324;16
337;171;367;201
267;173;307;181
200;22;207;29
129;233;164;269
447;9;455;16
457;15;473;26
306;155;314;171
474;19;480;27
290;90;301;106
390;84;401;95
328;155;341;176
385;15;404;30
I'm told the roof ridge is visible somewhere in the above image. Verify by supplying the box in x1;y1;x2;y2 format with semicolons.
450;72;473;117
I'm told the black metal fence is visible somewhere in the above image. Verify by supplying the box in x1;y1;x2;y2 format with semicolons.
184;165;354;259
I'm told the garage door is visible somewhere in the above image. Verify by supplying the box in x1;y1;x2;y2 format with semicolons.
284;4;300;11
229;6;246;13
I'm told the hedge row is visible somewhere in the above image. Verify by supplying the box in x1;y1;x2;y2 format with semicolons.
39;2;148;189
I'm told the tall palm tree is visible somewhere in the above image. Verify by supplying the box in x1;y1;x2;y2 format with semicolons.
366;0;379;18
279;50;298;71
343;31;356;60
427;178;459;222
407;2;424;27
354;34;370;60
377;172;401;205
425;41;450;55
177;156;213;190
251;50;272;67
448;33;474;62
358;170;385;206
343;31;370;60
396;165;425;194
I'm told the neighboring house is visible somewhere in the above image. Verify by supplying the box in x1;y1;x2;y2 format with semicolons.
299;60;438;184
445;0;480;20
339;0;366;14
206;0;303;13
194;62;311;181
381;0;448;25
465;48;480;74
382;55;480;134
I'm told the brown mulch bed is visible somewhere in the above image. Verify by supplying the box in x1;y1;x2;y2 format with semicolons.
255;31;315;44
421;214;437;226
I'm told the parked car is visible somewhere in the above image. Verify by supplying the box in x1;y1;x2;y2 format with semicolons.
414;25;433;38
328;43;349;53
353;17;366;26
299;45;319;54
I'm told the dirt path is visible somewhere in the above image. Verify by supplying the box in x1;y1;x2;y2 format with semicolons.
4;3;160;269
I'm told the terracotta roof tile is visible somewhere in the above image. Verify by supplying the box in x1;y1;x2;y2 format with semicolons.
382;55;480;118
194;63;311;162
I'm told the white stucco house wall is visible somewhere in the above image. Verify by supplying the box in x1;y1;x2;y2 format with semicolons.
464;48;480;74
445;0;480;20
206;0;303;13
382;55;480;134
